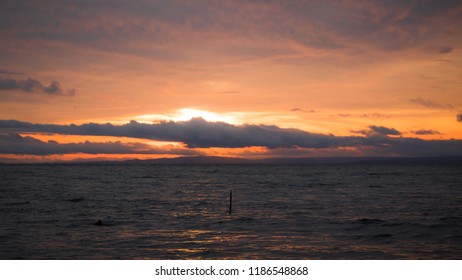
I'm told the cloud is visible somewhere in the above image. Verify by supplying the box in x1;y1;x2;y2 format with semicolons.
3;0;461;65
361;113;389;119
291;108;303;112
0;77;75;96
457;114;462;122
220;91;240;94
338;113;389;119
280;1;462;53
412;129;442;135
369;125;401;136
0;70;24;75
0;118;361;149
437;46;453;54
410;97;454;110
291;108;315;113
353;125;401;136
0;134;200;156
425;46;454;54
350;129;369;136
1;119;462;157
361;137;462;157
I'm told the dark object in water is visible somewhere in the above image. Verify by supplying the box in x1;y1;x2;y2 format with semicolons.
94;220;103;226
67;198;84;203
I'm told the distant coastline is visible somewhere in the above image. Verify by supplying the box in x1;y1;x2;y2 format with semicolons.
3;155;462;165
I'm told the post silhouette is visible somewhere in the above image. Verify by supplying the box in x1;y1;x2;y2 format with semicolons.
229;190;233;215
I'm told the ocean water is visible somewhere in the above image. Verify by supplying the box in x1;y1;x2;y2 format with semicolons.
0;163;461;259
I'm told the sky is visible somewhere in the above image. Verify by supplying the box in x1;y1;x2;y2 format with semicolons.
1;0;462;162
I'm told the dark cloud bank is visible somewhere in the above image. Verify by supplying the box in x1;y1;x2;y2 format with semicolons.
0;77;75;96
1;118;462;157
0;134;199;156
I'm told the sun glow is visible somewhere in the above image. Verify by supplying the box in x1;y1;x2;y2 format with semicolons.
172;108;238;123
135;108;239;124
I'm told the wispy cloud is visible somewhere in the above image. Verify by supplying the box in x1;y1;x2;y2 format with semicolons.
0;70;24;75
291;108;315;113
361;113;389;119
0;77;75;96
425;46;454;54
409;97;454;110
412;129;442;135
2;1;461;63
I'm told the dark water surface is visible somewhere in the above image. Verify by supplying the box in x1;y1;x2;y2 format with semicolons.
0;163;461;259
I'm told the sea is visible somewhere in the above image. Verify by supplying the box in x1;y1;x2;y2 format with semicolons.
0;163;461;259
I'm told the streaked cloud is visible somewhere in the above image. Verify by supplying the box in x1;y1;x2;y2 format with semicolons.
0;70;24;75
425;46;454;54
361;113;389;119
291;108;315;113
412;129;442;135
291;108;303;112
409;98;454;110
2;1;461;61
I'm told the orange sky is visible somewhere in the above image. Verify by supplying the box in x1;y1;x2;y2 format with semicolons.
1;1;462;162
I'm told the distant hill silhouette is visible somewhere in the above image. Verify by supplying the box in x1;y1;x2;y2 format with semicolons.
4;155;461;165
125;156;253;164
118;155;462;165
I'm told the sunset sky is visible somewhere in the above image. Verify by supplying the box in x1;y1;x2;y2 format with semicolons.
1;0;462;162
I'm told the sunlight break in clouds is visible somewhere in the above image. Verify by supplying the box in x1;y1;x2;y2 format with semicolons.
135;108;239;124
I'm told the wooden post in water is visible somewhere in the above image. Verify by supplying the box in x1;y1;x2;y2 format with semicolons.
229;190;233;215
